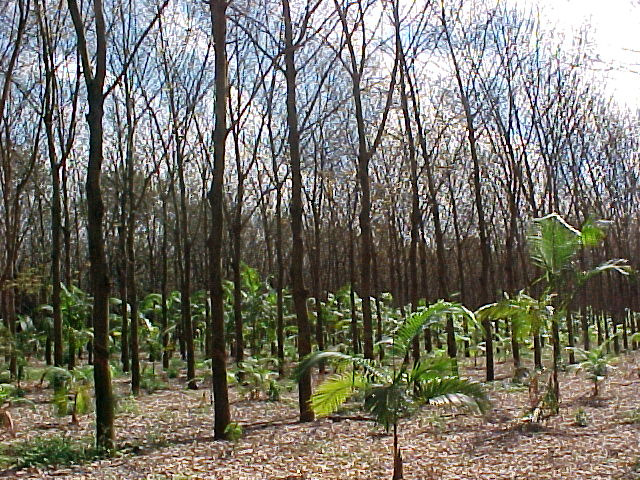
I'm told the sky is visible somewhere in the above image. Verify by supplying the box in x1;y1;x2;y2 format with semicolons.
517;0;640;107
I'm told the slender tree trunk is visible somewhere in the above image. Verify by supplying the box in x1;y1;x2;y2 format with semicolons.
42;64;64;368
67;0;115;449
348;204;359;355
118;200;129;372
231;208;244;365
177;150;197;389
283;0;313;422
127;211;140;394
161;197;170;369
441;5;492;380
208;0;231;439
124;80;140;393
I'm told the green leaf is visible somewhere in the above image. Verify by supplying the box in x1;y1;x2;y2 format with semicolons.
363;380;412;431
420;377;489;413
293;351;386;383
393;301;475;356
578;259;632;286
579;219;607;247
310;372;367;417
528;213;582;276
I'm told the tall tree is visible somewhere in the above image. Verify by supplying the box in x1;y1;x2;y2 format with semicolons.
333;0;398;359
67;0;115;450
208;0;231;439
282;0;314;422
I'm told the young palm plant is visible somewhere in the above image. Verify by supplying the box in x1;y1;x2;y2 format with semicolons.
476;291;554;374
527;214;630;402
567;337;617;397
295;301;488;479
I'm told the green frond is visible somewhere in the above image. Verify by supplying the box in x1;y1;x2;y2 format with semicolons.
419;377;489;413
363;381;413;431
310;372;368;417
476;291;552;339
407;355;456;385
393;301;474;356
578;259;632;286
580;219;607;247
528;213;582;276
293;350;386;383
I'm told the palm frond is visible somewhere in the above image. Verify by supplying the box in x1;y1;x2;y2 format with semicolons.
580;219;607;247
363;380;413;431
578;259;632;286
393;301;474;356
419;377;489;413
528;213;582;276
310;372;368;417
476;291;553;339
407;355;456;385
293;350;386;383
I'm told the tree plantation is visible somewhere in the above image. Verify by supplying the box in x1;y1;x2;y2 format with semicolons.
1;0;639;478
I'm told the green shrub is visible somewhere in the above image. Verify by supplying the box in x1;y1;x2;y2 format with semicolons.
140;372;167;394
224;422;243;442
267;379;281;402
1;436;104;469
622;408;640;425
574;408;589;427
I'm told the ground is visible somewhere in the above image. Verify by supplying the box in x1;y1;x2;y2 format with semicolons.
1;352;639;480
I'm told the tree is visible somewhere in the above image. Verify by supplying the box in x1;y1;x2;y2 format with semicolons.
333;0;399;360
67;0;166;450
208;0;231;440
282;0;314;422
66;0;115;450
440;0;494;380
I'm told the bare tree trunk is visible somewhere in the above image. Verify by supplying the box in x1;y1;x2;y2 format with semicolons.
38;6;64;367
283;0;313;422
178;149;196;390
161;196;170;369
67;0;115;450
441;5;492;380
208;0;231;439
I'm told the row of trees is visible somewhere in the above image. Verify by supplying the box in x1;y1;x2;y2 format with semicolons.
0;0;638;450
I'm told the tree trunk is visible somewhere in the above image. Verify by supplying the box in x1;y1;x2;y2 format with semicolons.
208;0;231;439
178;151;197;390
67;0;115;450
161;196;170;369
283;0;313;422
441;5;492;380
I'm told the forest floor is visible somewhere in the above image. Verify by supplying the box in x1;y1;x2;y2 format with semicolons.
1;351;640;480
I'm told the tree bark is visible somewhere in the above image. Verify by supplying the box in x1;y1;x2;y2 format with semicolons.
208;0;231;439
283;0;314;422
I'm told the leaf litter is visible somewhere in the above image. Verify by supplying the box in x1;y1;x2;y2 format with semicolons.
1;352;638;479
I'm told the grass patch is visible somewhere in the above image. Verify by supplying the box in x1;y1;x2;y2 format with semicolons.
0;436;106;469
622;408;640;425
115;395;140;415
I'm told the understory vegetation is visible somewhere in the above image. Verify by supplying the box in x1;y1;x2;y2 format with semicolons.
1;0;639;478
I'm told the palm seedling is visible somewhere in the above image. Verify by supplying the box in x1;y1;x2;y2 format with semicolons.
294;301;489;479
567;337;617;397
527;214;630;402
41;366;93;424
